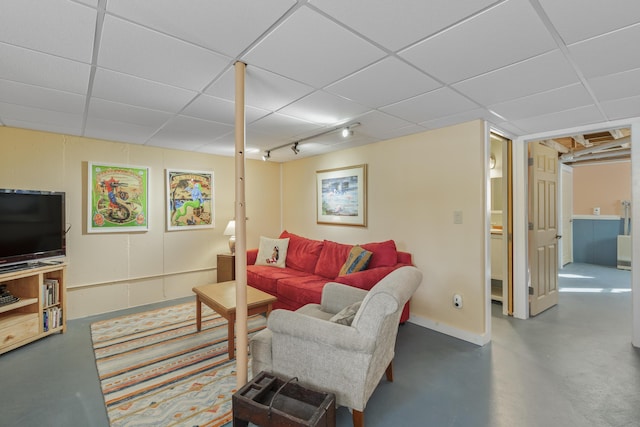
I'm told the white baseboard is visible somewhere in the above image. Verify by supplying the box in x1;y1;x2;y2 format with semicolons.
408;314;490;347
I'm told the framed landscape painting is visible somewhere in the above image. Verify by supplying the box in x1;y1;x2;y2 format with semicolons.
166;169;214;231
316;164;367;227
88;162;149;233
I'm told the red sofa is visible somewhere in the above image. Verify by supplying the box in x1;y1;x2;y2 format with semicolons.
246;231;414;323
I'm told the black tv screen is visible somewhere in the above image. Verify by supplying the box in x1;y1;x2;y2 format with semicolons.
0;189;66;268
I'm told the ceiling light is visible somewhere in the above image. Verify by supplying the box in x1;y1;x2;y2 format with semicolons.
262;151;270;161
291;142;300;155
342;127;353;138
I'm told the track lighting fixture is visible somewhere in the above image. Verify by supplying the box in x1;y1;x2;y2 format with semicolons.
261;121;360;160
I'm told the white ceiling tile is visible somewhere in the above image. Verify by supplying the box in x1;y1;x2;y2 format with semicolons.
0;0;96;62
92;69;197;113
182;94;269;125
511;105;605;134
601;95;640;121
0;102;83;134
311;0;497;51
278;91;370;124
72;0;98;6
420;108;493;131
354;111;415;138
106;0;296;57
99;15;232;90
146;130;211;152
243;6;385;88
88;98;172;127
453;50;579;106
588;68;640;102
325;57;441;108
0;44;90;94
206;66;314;112
0;80;85;114
248;113;320;138
539;0;640;44
400;0;557;84
158;115;233;140
489;84;593;121
568;24;640;78
380;87;478;124
84;118;158;145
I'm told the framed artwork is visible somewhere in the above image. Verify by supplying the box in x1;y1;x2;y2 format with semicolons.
166;169;214;231
88;162;149;233
316;164;367;227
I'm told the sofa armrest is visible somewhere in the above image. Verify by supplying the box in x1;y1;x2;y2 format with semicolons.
267;309;375;353
320;282;368;314
247;248;258;265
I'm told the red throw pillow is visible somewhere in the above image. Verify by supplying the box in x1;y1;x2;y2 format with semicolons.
361;240;398;268
314;240;353;279
279;231;324;273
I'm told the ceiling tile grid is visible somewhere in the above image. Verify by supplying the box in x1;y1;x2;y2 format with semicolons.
0;0;638;161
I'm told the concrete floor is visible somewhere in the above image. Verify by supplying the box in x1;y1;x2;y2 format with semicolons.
1;263;638;427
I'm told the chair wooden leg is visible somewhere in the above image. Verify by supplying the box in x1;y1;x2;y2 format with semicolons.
385;361;393;382
352;409;364;427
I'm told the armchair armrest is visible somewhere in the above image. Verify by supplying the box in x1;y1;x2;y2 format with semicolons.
320;282;368;314
267;309;375;353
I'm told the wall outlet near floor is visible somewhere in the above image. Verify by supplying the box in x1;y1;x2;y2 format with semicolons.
453;294;463;309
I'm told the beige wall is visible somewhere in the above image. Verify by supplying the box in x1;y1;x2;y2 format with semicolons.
572;161;631;216
0;126;281;318
282;120;488;339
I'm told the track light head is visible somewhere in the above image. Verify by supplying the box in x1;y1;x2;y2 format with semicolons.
341;127;353;138
291;142;300;155
262;151;270;161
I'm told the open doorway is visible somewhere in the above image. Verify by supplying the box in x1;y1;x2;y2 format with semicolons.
521;126;632;317
489;132;513;315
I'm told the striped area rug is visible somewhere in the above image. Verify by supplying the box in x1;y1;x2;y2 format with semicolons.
90;301;266;427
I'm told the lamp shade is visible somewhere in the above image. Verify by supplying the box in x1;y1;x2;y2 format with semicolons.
223;220;235;236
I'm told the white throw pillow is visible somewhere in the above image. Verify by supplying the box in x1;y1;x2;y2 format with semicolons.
255;236;289;268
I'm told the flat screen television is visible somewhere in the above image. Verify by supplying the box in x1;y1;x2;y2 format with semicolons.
0;189;66;270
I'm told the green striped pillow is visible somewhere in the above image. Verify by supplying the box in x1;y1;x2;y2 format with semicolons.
339;245;372;276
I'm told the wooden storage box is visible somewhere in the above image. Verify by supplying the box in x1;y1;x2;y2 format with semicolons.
232;371;335;427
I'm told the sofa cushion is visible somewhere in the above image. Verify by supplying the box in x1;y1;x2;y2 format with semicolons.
247;265;309;294
279;231;324;273
314;240;353;279
255;236;289;268
277;275;328;306
361;240;398;268
334;266;396;291
338;245;372;276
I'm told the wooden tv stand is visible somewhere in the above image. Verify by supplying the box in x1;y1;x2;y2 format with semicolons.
0;263;66;355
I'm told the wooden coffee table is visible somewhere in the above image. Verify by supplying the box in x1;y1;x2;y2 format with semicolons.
192;281;277;359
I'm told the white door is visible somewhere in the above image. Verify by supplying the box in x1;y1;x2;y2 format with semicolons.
529;142;559;316
561;165;573;266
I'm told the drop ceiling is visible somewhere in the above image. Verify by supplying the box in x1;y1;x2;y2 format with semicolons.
1;0;639;162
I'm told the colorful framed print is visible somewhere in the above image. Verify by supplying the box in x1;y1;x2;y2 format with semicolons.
88;162;149;233
316;164;367;227
166;169;214;231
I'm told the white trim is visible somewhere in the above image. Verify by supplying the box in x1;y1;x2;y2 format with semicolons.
572;215;620;220
484;122;492;344
408;314;489;347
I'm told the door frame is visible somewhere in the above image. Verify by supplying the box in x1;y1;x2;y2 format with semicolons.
510;118;640;348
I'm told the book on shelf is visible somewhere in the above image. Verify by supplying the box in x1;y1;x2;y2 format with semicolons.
43;306;62;332
43;278;60;307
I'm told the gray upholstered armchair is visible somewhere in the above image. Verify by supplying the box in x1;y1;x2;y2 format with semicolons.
250;266;422;427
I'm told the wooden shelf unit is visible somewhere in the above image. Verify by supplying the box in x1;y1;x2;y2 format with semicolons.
0;263;66;355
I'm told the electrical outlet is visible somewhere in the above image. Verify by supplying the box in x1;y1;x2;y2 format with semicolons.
453;294;463;309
